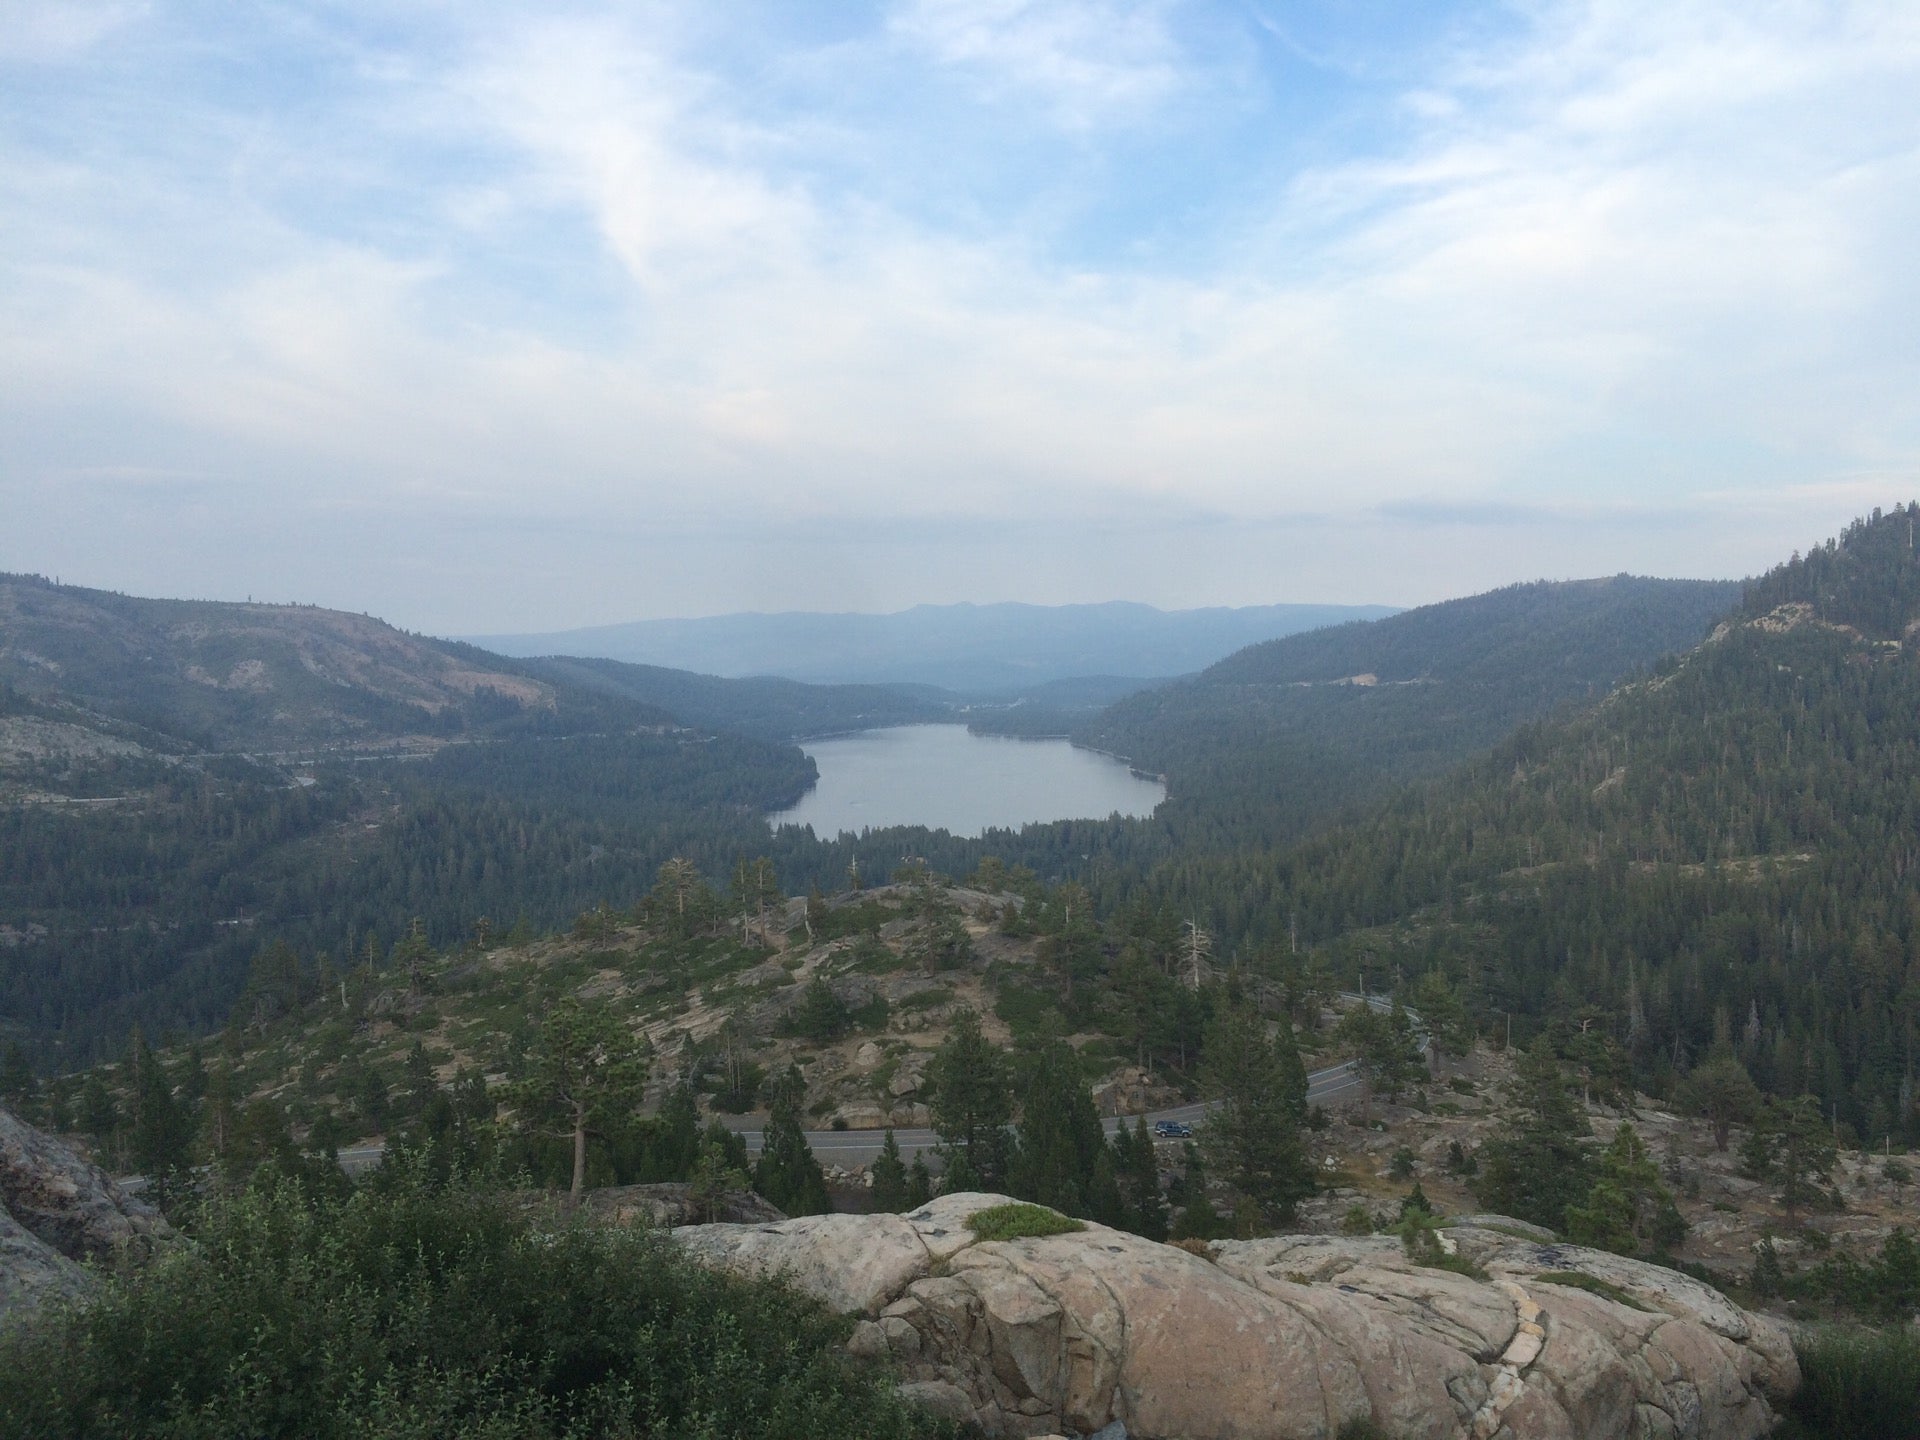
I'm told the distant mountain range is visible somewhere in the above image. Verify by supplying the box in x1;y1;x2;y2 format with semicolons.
461;601;1399;693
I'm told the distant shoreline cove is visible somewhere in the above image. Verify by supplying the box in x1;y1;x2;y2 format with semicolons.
766;724;1166;838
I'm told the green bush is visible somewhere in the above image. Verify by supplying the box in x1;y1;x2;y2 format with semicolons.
0;1169;954;1440
1780;1325;1920;1440
966;1202;1086;1242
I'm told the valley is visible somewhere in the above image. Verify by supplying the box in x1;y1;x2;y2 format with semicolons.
6;509;1920;1439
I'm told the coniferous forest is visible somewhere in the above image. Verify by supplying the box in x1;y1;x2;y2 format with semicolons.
5;509;1920;1154
9;511;1920;1440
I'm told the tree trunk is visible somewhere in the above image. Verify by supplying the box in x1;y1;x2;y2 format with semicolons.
571;1103;588;1202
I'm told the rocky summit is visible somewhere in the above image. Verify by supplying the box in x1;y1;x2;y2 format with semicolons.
0;1106;171;1323
673;1193;1797;1440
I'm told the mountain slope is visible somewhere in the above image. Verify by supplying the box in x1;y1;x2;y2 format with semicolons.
1080;575;1741;849
1228;506;1920;1145
465;600;1397;692
0;574;671;753
519;655;949;743
0;578;828;1064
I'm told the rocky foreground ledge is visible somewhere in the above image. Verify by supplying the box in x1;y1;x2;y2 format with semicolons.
674;1193;1796;1440
0;1106;171;1322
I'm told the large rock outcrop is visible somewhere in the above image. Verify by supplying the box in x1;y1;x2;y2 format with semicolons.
0;1106;171;1323
673;1193;1796;1440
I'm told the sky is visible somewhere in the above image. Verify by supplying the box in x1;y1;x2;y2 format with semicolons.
4;0;1919;634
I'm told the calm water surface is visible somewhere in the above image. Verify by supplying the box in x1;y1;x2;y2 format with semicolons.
768;725;1165;838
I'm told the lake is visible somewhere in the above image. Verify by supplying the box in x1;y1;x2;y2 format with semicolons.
767;725;1165;838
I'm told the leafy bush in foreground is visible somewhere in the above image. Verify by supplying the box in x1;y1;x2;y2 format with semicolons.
0;1169;951;1440
1780;1324;1920;1440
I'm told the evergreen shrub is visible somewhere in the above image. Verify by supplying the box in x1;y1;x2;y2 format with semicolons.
0;1169;952;1440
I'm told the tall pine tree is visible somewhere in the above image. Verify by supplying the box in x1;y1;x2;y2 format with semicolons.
1008;1041;1120;1224
1199;998;1315;1229
926;1009;1012;1190
753;1064;831;1216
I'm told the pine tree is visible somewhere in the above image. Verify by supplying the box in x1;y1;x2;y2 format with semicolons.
1740;1094;1837;1223
1199;998;1315;1229
1409;970;1473;1064
753;1064;831;1217
77;1072;118;1139
689;1131;752;1224
1680;1047;1762;1151
1338;1002;1426;1110
1874;1226;1919;1320
1565;1124;1686;1256
1475;1038;1595;1233
869;1128;908;1212
1008;1042;1112;1219
795;977;851;1043
904;1153;934;1209
649;1082;701;1181
128;1030;191;1179
1171;1145;1228;1241
1113;1116;1169;1240
506;998;649;1202
1749;1235;1785;1297
925;1009;1012;1189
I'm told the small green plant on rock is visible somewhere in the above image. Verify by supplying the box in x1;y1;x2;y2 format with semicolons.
1398;1209;1487;1281
965;1202;1086;1242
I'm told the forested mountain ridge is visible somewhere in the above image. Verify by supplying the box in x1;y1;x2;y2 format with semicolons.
0;578;833;1065
1205;505;1920;1147
0;573;674;754
520;654;949;743
1075;574;1741;852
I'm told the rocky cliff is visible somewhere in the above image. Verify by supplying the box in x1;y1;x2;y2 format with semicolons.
674;1193;1797;1440
0;1106;171;1323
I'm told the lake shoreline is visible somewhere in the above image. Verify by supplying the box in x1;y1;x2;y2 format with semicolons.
766;723;1166;839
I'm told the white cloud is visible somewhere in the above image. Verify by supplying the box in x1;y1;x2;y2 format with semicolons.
0;0;145;62
2;1;1918;628
887;0;1186;126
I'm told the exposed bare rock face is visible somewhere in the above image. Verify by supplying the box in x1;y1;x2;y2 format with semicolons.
673;1193;1796;1440
0;1106;172;1323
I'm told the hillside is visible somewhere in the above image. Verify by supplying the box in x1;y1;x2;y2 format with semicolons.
1228;507;1920;1149
1078;575;1741;851
43;862;1917;1329
0;575;668;754
0;578;829;1064
466;600;1397;693
520;655;950;743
